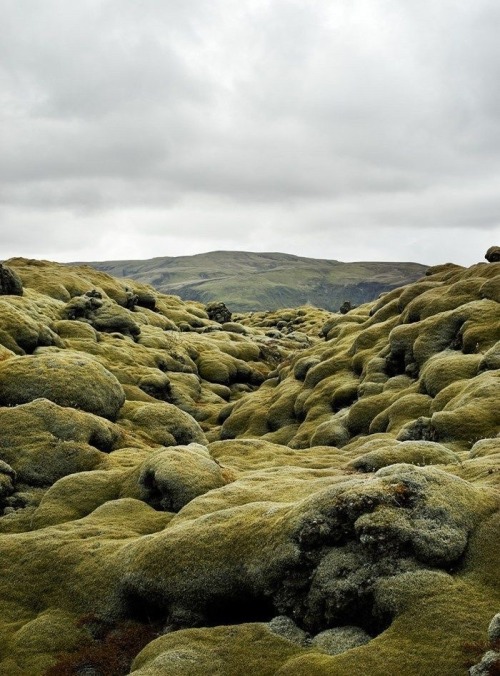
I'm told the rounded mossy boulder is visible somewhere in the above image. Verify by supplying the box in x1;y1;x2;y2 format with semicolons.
0;399;123;487
119;401;208;447
267;616;309;646
0;299;51;355
130;623;305;676
0;460;16;506
430;371;500;445
31;469;123;527
347;439;460;472
311;625;371;655
420;351;481;397
90;301;141;338
0;352;125;420
132;444;229;512
9;609;89;675
53;319;99;341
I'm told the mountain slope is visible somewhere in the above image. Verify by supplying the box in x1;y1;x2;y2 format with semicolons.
86;250;427;311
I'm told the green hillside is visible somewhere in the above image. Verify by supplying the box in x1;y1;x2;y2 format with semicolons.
86;250;427;311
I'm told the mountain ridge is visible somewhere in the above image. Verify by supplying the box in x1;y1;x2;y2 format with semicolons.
83;250;427;312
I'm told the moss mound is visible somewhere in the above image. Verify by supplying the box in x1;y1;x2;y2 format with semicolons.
0;352;126;420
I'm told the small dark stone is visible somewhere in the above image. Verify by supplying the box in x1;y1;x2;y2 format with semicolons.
340;301;356;314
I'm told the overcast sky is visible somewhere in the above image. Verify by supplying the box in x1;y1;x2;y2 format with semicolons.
1;0;500;266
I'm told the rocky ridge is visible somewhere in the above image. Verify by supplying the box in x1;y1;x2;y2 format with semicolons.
0;254;498;676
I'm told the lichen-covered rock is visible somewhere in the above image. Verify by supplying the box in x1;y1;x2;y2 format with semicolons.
63;295;141;339
0;352;126;420
118;464;495;642
63;291;103;320
469;650;500;676
488;613;500;644
267;616;309;646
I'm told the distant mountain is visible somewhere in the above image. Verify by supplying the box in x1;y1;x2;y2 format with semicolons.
85;250;427;312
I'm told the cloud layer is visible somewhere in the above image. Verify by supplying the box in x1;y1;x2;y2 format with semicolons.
1;0;500;264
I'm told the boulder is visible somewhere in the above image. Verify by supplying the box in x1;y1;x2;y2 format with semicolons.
206;302;232;324
311;626;371;655
339;300;356;314
119;401;207;447
0;352;125;420
135;444;228;512
485;246;500;263
0;399;121;486
0;264;23;296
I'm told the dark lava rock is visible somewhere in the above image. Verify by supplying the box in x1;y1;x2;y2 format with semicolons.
485;246;500;262
0;264;23;296
206;301;232;324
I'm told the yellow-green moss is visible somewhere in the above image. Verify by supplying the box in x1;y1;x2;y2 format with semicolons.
118;401;208;447
0;257;497;676
131;623;306;676
0;352;125;420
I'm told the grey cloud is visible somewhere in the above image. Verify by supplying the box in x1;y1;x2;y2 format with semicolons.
1;0;499;265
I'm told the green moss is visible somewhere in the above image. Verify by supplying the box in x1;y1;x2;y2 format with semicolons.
431;372;500;445
31;470;123;527
196;351;238;385
130;444;229;512
0;352;125;420
275;576;499;676
89;300;141;338
310;417;350;448
119;401;208;447
347;393;395;436
131;623;306;676
369;393;432;435
0;257;498;675
420;352;481;397
348;440;460;472
0;399;121;487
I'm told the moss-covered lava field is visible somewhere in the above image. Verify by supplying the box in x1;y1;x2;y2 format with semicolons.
0;254;498;675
